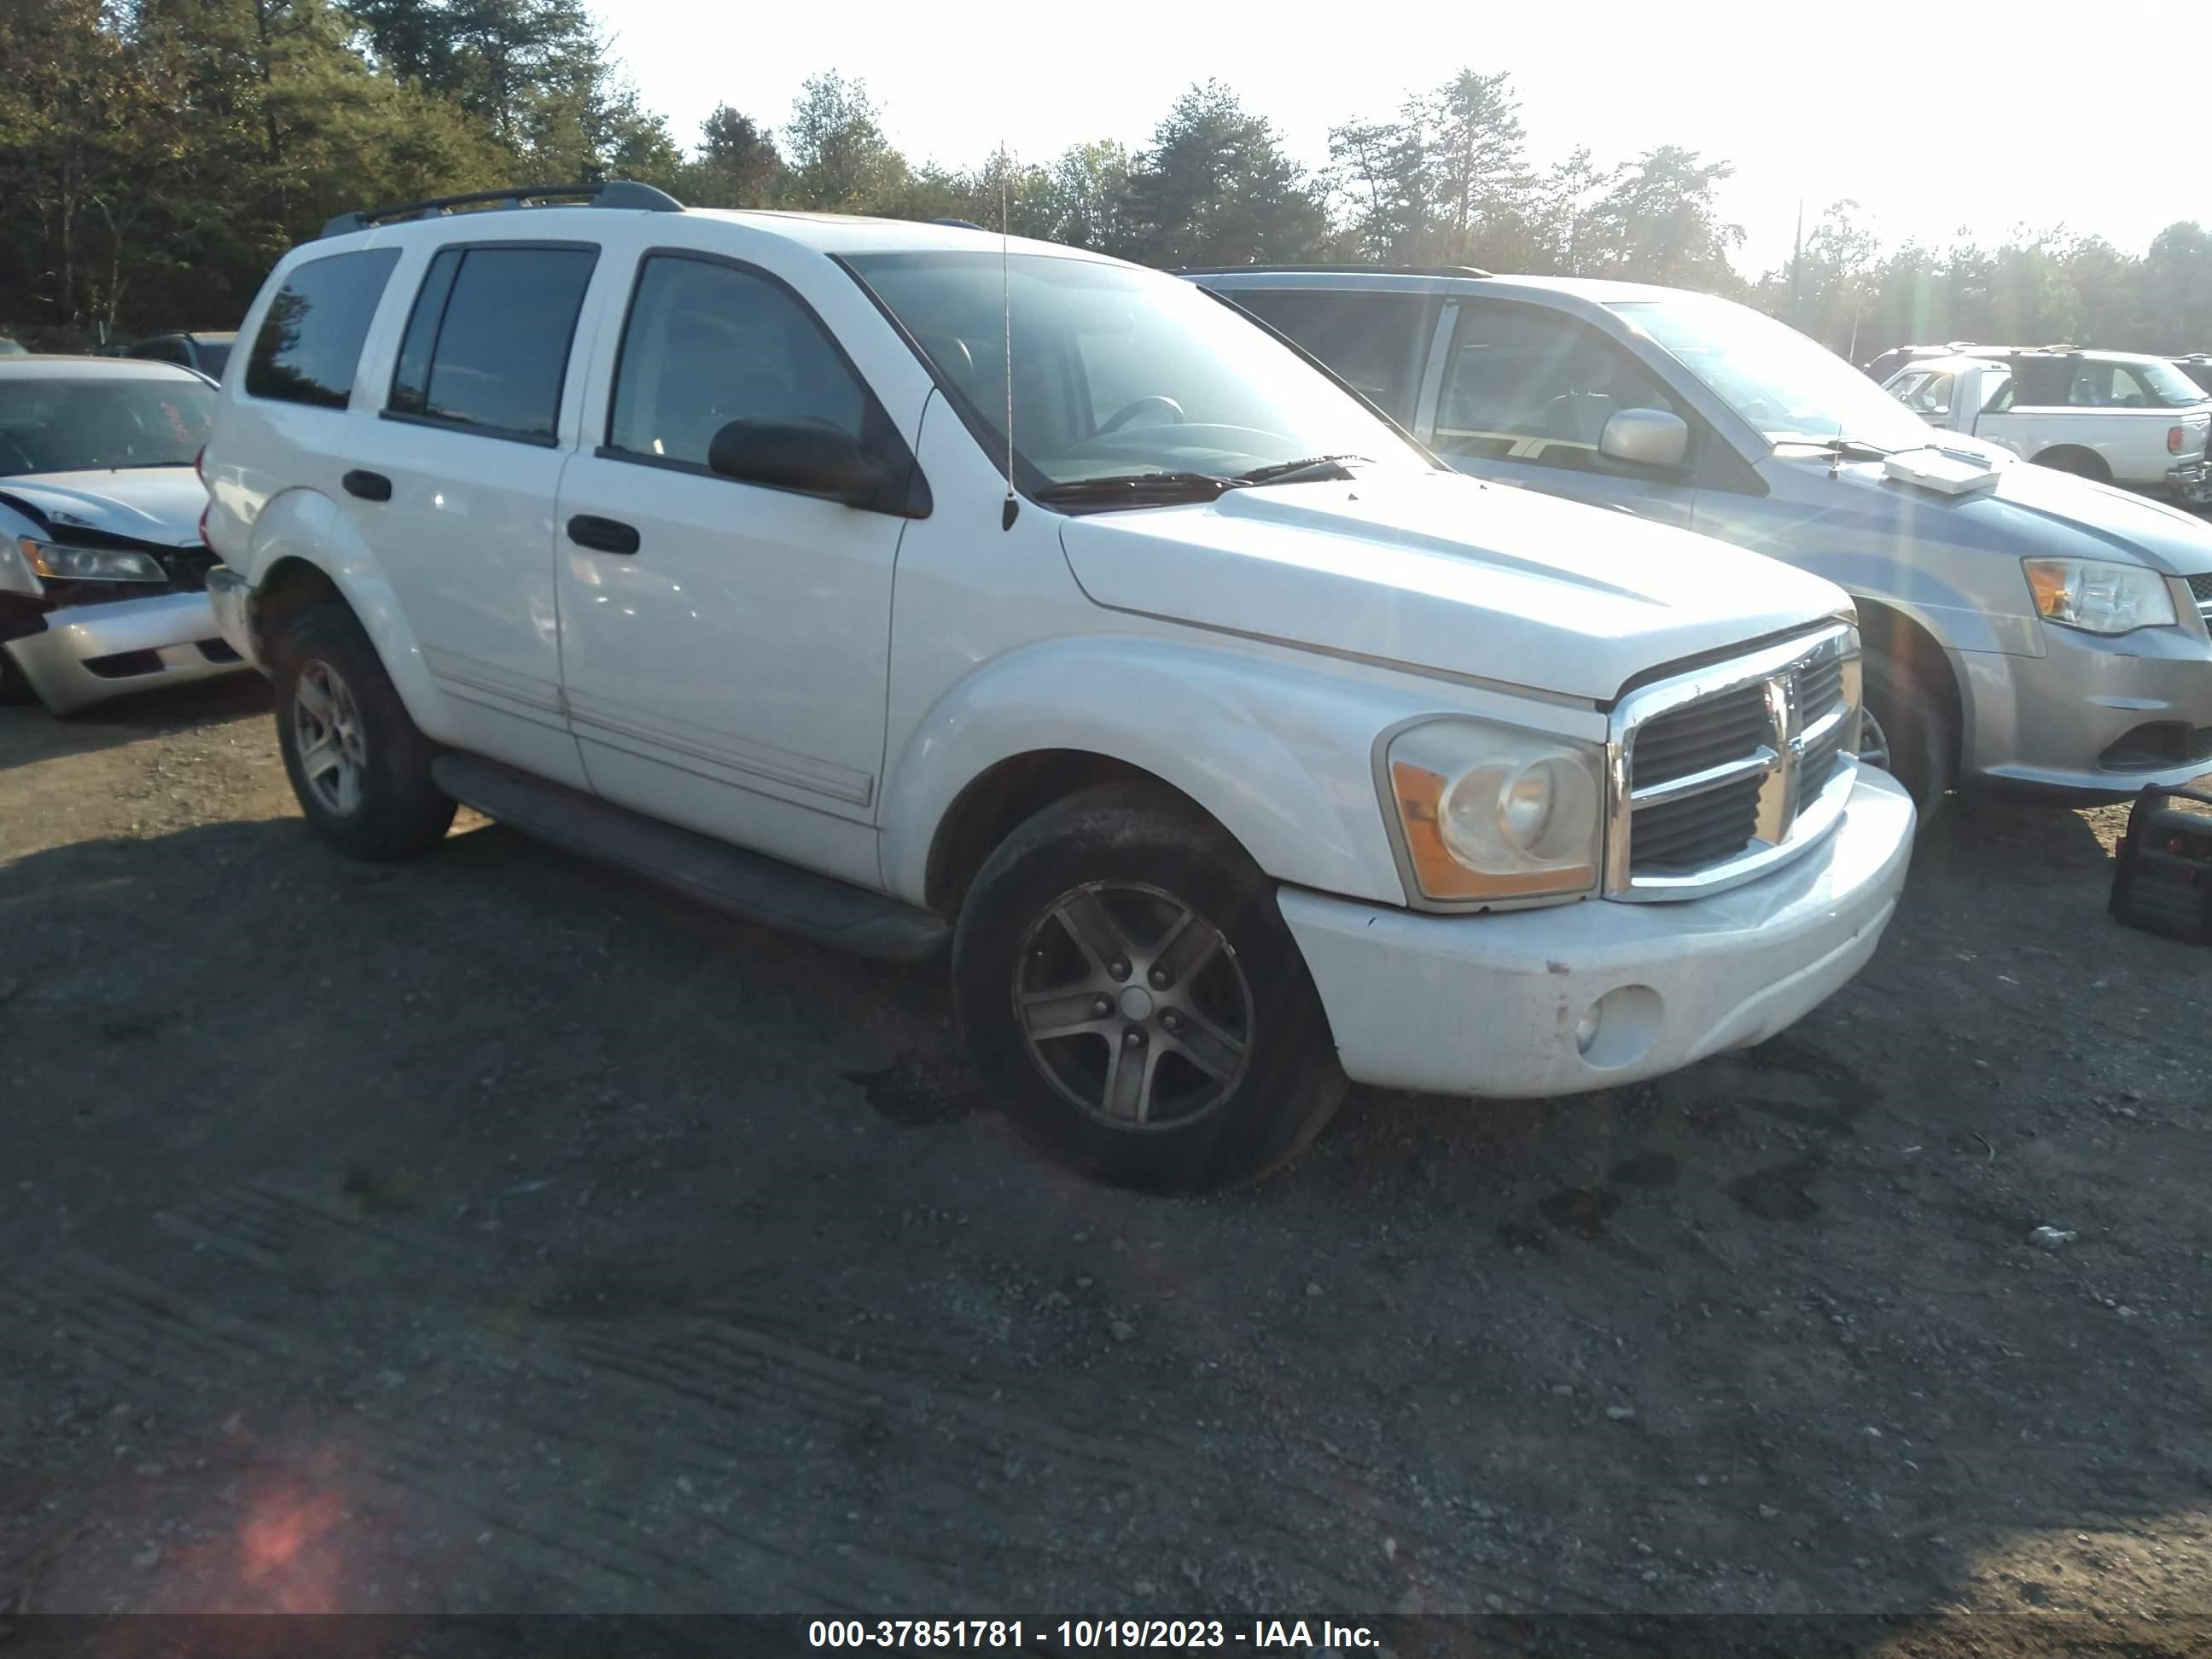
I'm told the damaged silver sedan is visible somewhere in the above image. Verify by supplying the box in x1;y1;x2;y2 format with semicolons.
0;357;246;714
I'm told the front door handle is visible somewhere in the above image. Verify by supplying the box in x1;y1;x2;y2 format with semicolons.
341;469;392;502
566;515;640;556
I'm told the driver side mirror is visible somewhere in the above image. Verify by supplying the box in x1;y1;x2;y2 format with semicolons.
707;419;905;514
1598;407;1690;470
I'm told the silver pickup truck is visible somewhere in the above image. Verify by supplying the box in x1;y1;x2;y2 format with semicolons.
1190;267;2212;813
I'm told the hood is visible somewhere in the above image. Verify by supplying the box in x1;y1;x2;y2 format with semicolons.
0;467;207;547
1057;470;1849;703
1823;449;2212;575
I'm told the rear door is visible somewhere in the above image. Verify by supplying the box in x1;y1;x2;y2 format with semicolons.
1215;287;1440;430
1429;299;1700;527
335;235;609;788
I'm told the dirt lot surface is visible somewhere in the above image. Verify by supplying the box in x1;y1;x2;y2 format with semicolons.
3;678;2210;1653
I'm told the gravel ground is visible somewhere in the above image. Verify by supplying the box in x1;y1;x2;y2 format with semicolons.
2;677;2209;1653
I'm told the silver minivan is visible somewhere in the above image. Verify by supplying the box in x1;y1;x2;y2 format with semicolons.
1191;268;2212;812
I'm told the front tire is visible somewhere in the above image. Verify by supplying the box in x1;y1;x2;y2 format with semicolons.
1860;652;1956;824
952;784;1347;1191
270;601;455;860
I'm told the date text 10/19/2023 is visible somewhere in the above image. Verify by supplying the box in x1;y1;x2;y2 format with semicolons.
807;1621;1382;1649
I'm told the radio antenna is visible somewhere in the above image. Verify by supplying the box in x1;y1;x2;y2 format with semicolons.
999;143;1018;532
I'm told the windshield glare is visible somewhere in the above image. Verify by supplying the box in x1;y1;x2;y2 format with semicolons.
1612;297;1937;452
0;376;216;475
843;253;1425;491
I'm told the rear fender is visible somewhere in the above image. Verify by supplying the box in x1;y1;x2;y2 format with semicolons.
246;487;455;745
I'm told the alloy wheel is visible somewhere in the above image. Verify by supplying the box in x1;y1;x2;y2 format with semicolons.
1013;881;1254;1129
293;658;368;816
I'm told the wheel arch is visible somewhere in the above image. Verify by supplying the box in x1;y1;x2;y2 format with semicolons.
2030;444;2112;483
881;639;1424;917
1855;597;1965;763
242;489;452;744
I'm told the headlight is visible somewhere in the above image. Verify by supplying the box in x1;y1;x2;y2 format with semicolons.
2022;557;2176;635
1383;719;1604;904
20;537;167;584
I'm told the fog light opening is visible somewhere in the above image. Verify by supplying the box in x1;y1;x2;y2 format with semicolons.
1575;985;1665;1072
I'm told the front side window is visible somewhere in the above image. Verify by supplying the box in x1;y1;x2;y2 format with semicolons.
1892;370;1953;416
0;375;215;475
1436;302;1685;472
606;253;870;468
244;248;401;409
841;252;1425;496
1225;289;1430;423
387;244;597;441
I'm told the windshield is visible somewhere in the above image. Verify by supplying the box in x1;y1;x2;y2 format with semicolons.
841;252;1427;492
0;375;215;475
1612;296;1937;451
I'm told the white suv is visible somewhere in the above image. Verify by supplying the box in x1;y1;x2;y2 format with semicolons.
201;182;1915;1190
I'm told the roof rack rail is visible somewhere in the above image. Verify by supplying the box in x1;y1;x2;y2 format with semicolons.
320;179;684;240
1173;262;1496;279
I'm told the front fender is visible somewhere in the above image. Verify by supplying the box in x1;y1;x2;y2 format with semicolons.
879;636;1458;912
246;487;456;746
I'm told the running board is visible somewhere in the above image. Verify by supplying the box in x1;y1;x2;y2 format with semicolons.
431;754;950;964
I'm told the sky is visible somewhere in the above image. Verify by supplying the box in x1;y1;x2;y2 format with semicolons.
598;0;2210;276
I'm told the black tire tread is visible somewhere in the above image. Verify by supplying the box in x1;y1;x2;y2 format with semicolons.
952;782;1346;1192
269;600;455;861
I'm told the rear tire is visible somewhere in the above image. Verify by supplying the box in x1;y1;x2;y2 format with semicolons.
269;601;454;861
2033;446;2111;485
952;783;1347;1192
1860;651;1957;825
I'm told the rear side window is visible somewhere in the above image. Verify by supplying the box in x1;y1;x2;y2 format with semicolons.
605;253;870;468
244;248;401;409
387;244;598;443
1225;289;1429;423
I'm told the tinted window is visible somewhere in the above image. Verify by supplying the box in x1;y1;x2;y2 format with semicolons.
2010;359;2074;405
1438;303;1685;471
244;248;400;408
195;341;232;379
1226;290;1429;422
607;254;868;467
393;245;597;441
128;339;190;367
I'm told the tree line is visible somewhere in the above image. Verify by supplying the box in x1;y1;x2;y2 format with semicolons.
4;0;2208;361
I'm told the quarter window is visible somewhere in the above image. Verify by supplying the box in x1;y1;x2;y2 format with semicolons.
606;254;870;469
386;244;597;441
243;248;401;409
1437;303;1685;472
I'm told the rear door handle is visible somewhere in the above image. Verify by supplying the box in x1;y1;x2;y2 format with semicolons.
341;469;392;502
566;515;640;556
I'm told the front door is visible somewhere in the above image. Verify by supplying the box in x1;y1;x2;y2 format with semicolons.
552;249;910;889
1427;299;1699;528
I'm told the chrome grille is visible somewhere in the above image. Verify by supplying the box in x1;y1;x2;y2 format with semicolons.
1609;625;1861;899
2188;573;2212;622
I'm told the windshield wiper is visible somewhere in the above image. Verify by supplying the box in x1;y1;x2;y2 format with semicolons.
1234;453;1370;485
1031;471;1238;508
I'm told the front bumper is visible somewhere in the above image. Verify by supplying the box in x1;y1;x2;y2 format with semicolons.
1957;605;2212;794
1280;766;1915;1098
2164;457;2212;506
1;589;247;715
